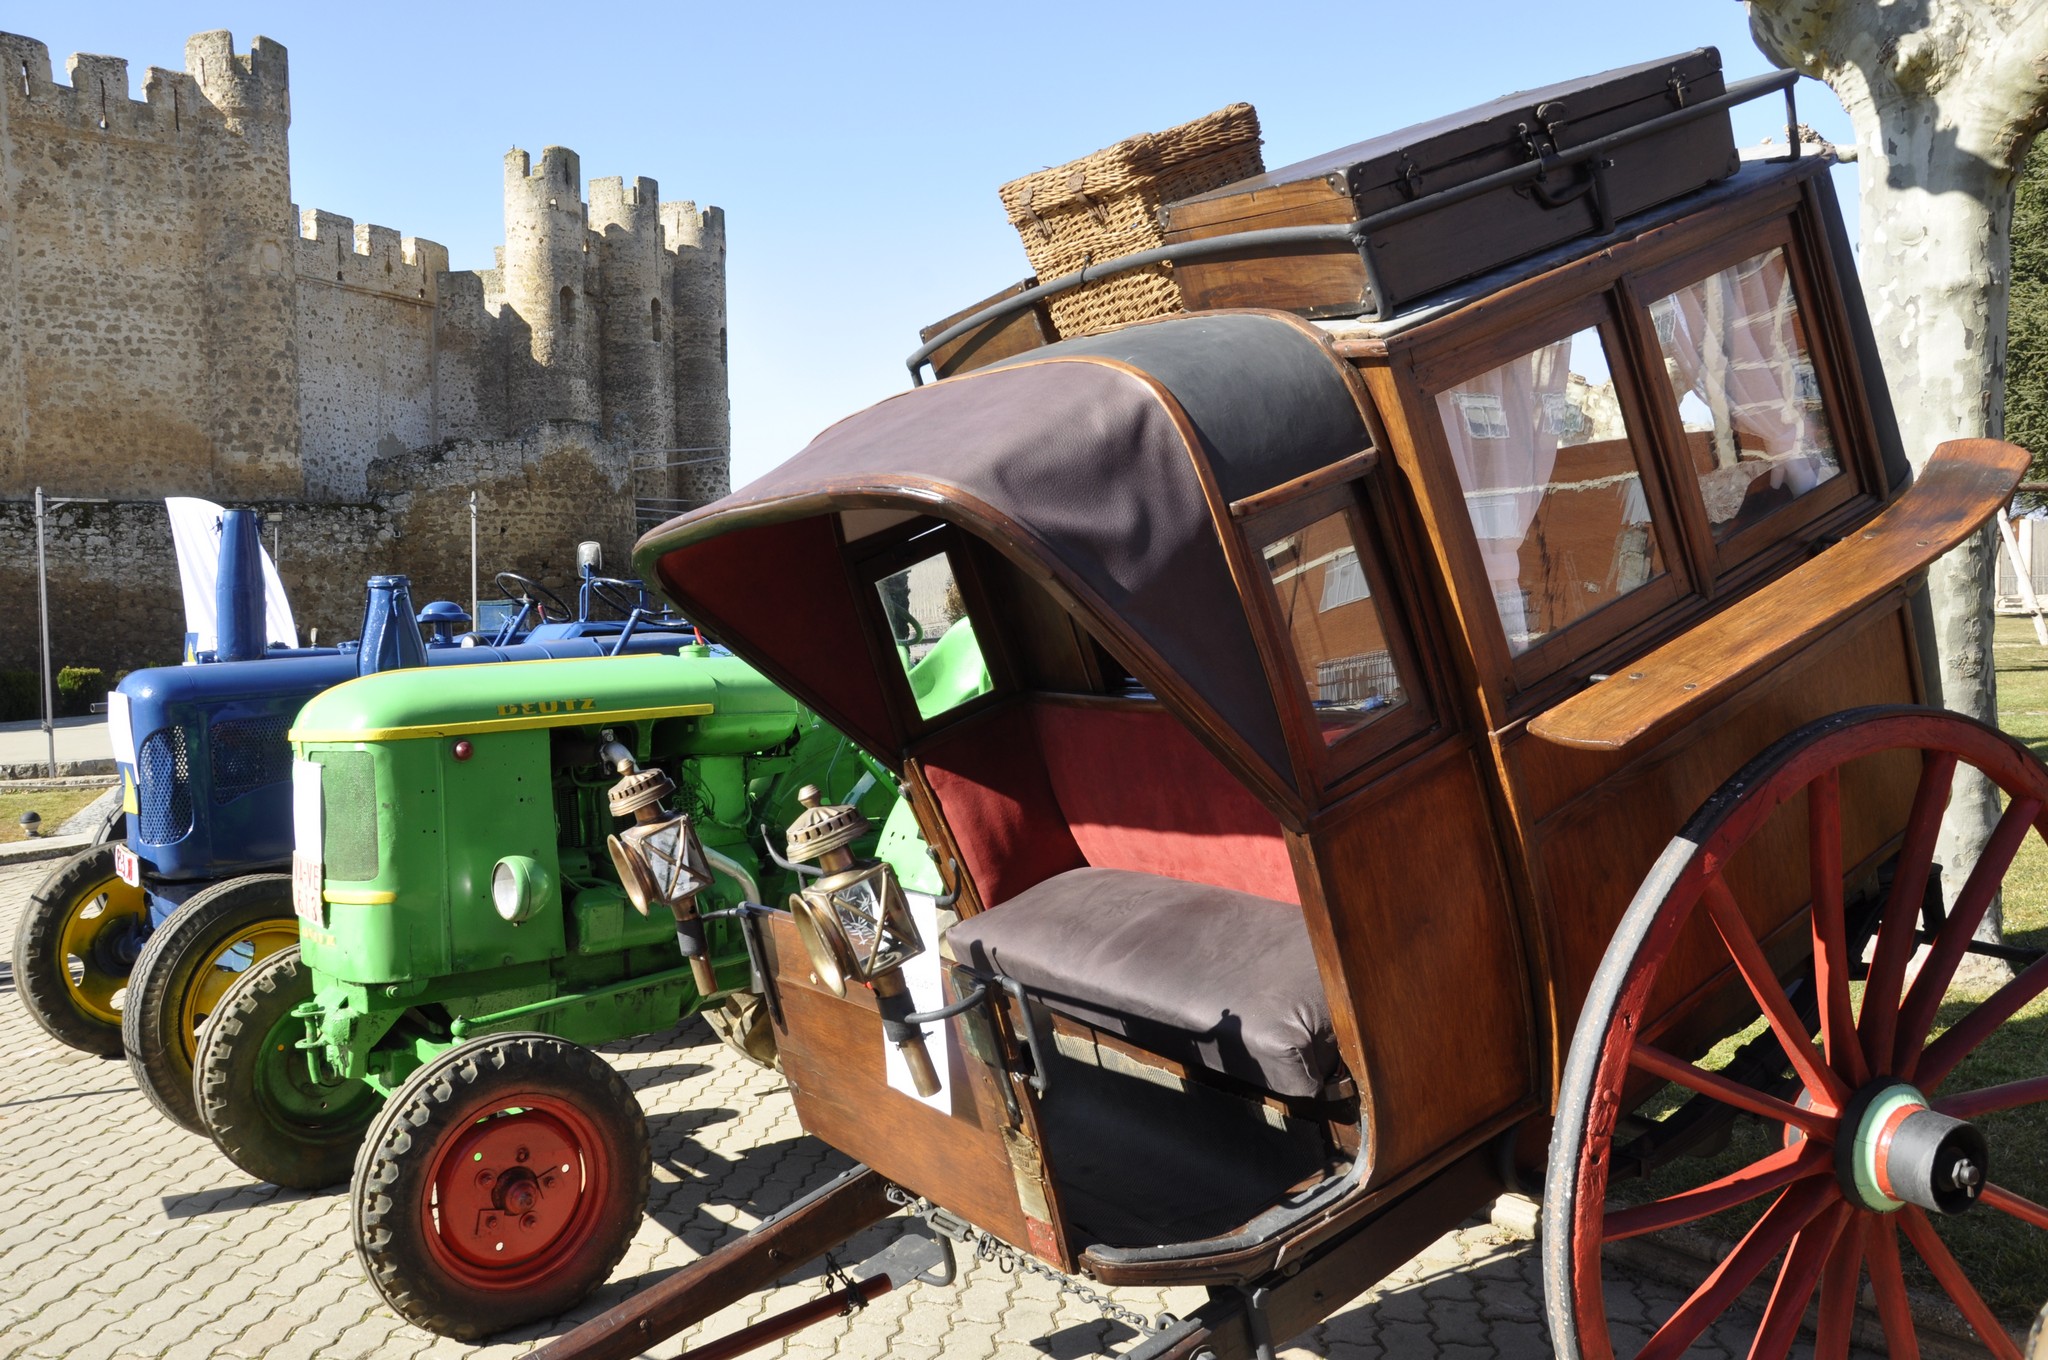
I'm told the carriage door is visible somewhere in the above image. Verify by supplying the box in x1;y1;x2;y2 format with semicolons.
763;524;1075;1268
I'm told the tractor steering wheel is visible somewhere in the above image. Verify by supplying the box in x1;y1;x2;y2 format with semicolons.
585;576;643;618
494;572;572;624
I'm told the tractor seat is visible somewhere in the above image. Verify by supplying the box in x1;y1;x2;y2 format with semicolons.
942;867;1338;1100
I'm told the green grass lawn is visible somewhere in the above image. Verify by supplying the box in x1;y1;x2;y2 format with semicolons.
1606;615;2048;1326
0;785;110;843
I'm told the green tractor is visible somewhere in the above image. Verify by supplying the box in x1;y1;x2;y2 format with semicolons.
192;645;900;1337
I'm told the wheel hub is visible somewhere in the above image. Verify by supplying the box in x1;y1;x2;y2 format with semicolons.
1835;1080;1989;1215
433;1110;585;1270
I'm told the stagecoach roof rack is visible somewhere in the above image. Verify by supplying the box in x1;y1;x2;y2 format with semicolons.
907;67;1804;384
1312;140;1838;346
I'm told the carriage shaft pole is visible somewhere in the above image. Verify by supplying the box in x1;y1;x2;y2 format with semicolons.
527;1165;895;1360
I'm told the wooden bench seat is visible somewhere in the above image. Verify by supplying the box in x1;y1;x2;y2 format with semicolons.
942;866;1338;1100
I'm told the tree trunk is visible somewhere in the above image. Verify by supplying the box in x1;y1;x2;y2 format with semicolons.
1746;2;2048;949
1849;88;2014;940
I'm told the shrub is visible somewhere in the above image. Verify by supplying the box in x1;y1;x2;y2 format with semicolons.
55;666;105;717
0;671;39;722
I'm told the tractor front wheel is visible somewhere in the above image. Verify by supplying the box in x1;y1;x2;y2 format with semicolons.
124;873;297;1132
351;1032;649;1339
194;944;380;1189
13;843;149;1055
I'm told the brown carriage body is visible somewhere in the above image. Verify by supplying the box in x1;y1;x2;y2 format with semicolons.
550;129;2036;1360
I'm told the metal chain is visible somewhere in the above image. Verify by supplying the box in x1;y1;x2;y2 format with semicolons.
884;1187;1174;1337
819;1253;868;1316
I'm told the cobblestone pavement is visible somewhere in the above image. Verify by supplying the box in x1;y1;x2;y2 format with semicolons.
0;860;1867;1359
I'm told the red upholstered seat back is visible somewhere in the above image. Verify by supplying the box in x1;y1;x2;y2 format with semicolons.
920;701;1298;908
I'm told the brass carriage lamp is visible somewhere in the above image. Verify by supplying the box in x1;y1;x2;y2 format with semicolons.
785;784;940;1096
606;767;720;995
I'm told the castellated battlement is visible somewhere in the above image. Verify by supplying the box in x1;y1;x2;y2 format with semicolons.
660;201;726;253
589;175;661;228
182;30;288;122
506;146;587;220
295;207;449;301
0;31;286;139
1;34;205;141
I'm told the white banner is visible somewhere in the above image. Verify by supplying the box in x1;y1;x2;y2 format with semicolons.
165;496;300;658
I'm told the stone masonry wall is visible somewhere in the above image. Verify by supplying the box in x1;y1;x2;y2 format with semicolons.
0;433;636;675
294;211;449;499
0;29;731;681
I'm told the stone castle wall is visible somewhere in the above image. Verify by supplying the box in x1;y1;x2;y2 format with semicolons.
0;28;729;677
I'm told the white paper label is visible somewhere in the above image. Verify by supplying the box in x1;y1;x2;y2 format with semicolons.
291;760;324;924
105;692;136;770
882;890;955;1114
113;843;140;888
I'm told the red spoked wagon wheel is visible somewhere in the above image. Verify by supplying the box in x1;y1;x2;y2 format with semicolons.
1545;706;2048;1360
352;1033;650;1339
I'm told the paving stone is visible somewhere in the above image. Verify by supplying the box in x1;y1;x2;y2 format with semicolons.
0;861;1903;1358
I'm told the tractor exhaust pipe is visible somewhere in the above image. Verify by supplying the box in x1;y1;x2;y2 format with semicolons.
215;509;267;663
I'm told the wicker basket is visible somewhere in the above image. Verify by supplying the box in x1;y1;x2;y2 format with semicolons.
999;103;1263;338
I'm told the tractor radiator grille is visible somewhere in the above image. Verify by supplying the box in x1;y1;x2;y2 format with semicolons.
137;725;194;845
318;750;380;882
210;715;294;804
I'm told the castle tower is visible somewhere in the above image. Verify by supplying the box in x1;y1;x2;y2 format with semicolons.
187;31;300;495
661;202;730;508
501;146;599;429
588;175;675;457
0;49;25;488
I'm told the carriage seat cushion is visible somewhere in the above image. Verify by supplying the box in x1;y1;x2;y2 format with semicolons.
942;867;1338;1100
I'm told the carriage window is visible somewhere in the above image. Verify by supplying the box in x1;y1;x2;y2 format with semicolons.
1649;247;1842;541
874;550;993;721
1436;326;1666;657
1262;510;1408;744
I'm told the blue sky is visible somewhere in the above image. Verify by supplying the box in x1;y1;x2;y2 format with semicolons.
10;2;1854;488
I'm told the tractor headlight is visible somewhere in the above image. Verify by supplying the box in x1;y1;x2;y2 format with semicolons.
491;855;550;923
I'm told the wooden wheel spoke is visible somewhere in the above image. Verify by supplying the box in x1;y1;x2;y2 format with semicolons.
1747;1202;1851;1360
1603;1140;1828;1243
1634;1177;1837;1360
1813;1215;1868;1360
1631;1041;1833;1135
1704;876;1847;1106
1896;797;2043;1079
1860;752;1956;1065
1897;1205;2024;1360
1936;1073;2048;1120
1865;1219;1921;1360
1807;770;1868;1086
1981;1182;2048;1231
1918;949;2048;1088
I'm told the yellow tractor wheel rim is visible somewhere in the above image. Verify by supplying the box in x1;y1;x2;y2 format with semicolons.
54;872;149;1026
175;918;299;1064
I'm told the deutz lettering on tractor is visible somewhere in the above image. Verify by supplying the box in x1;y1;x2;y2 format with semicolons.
191;647;906;1338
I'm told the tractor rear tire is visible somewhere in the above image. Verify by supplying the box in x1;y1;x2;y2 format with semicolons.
124;874;297;1133
13;844;149;1055
352;1033;649;1339
195;945;380;1189
703;991;781;1072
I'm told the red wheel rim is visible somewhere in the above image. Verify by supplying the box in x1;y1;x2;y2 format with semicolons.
1570;710;2048;1360
419;1092;617;1291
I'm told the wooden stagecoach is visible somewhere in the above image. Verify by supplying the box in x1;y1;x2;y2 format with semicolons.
535;65;2046;1360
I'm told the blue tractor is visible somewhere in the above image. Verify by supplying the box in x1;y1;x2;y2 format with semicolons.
11;511;701;1134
